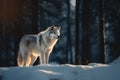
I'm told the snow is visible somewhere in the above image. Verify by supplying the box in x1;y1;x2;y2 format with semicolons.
0;57;120;80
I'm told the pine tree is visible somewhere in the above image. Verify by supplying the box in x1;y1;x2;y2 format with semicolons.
66;0;72;64
31;0;39;34
14;0;23;66
75;0;81;64
81;0;90;65
98;0;106;63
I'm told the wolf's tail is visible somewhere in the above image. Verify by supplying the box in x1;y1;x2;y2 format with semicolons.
17;51;24;67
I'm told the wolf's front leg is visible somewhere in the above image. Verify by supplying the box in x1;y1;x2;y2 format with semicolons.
39;55;42;64
39;53;46;64
45;53;49;64
45;49;52;64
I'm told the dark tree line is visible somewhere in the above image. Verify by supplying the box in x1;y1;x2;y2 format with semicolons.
0;0;119;66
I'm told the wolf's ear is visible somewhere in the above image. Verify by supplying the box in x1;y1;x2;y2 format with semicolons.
59;26;61;30
50;25;54;30
57;26;61;31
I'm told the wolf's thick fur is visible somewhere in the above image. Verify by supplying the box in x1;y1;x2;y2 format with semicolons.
17;26;61;67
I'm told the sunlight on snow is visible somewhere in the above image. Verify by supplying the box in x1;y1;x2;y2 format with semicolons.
0;68;9;71
38;70;61;75
88;63;109;67
80;65;94;69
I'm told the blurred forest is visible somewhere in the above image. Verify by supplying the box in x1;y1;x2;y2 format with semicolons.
0;0;120;67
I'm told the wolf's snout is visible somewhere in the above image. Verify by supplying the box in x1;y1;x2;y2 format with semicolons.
58;35;61;39
58;36;60;38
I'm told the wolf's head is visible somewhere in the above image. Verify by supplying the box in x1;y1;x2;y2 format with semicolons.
47;25;61;39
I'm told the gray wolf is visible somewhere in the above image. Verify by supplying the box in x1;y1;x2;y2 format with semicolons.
17;26;61;67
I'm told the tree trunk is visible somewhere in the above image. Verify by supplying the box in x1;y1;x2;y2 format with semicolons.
98;0;106;63
81;0;90;65
0;0;3;66
14;0;23;66
75;0;81;65
66;0;72;64
31;0;39;34
2;0;7;66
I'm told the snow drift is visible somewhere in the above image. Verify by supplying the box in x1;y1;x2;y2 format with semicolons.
0;57;120;80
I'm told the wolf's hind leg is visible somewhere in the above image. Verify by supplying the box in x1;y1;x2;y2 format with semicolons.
17;51;24;67
29;53;37;66
23;51;31;66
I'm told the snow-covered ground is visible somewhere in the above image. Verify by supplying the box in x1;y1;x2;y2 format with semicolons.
0;57;120;80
